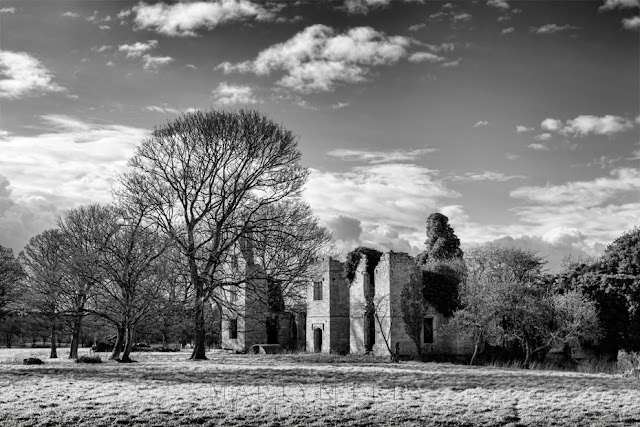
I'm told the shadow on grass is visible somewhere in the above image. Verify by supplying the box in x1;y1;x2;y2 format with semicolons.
2;357;638;393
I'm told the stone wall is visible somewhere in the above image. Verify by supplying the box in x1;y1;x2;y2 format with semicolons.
349;255;369;354
306;257;350;353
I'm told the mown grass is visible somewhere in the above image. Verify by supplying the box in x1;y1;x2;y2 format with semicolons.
1;348;639;426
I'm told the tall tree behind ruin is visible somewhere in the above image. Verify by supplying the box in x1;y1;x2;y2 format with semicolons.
119;109;308;360
416;213;463;264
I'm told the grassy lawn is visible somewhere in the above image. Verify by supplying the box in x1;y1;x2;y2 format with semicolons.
1;348;639;426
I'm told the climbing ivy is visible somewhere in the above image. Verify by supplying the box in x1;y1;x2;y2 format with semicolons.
343;246;383;284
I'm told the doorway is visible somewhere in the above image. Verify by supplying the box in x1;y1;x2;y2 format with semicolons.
313;328;323;353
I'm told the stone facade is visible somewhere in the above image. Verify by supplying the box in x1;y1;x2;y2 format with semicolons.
306;257;350;354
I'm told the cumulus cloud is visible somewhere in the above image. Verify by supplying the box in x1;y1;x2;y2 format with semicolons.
408;52;445;63
511;167;640;207
534;133;552;141
487;0;510;10
0;51;65;99
599;0;639;11
219;25;412;93
304;163;460;254
327;147;438;164
125;0;277;37
342;0;390;15
142;55;173;71
62;11;80;18
0;7;15;13
532;24;580;34
528;143;550;151
331;102;349;109
622;16;640;30
501;27;515;35
557;115;633;137
516;125;533;133
0;116;148;251
119;40;158;57
212;82;258;105
541;118;563;132
92;45;113;53
473;120;489;127
323;215;363;242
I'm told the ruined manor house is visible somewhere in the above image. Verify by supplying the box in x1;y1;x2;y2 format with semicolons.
221;251;472;357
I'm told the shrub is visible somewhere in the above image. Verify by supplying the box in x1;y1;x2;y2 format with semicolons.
23;357;44;365
617;350;640;378
76;355;102;364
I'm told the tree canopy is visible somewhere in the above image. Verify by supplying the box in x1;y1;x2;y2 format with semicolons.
416;213;463;264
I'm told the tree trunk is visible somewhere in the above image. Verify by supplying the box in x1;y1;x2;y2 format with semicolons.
5;332;11;348
191;293;207;359
190;276;207;360
50;323;58;359
69;315;82;359
120;324;135;363
470;343;480;366
109;323;125;360
523;341;532;369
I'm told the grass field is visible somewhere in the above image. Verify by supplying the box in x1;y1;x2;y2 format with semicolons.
1;348;639;426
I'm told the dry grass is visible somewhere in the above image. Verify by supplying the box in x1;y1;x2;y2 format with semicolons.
1;348;639;426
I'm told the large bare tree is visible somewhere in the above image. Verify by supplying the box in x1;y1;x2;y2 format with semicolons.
120;109;307;359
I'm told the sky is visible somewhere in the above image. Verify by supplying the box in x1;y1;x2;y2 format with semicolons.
0;0;639;272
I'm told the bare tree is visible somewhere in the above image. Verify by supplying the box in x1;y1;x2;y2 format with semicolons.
83;203;172;362
0;245;23;327
57;205;105;358
19;230;68;359
119;109;307;359
400;273;427;360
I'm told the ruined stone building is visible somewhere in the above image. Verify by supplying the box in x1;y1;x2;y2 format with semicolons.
307;252;473;357
219;237;305;353
219;242;470;357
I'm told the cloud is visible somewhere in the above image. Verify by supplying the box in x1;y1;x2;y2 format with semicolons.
599;0;639;11
143;105;182;114
516;125;533;133
408;23;426;32
532;24;580;34
0;116;148;251
343;0;390;14
562;115;633;137
487;0;510;10
0;7;15;13
0;51;65;99
501;27;515;35
219;25;412;93
541;118;563;132
452;13;472;24
534;133;552;141
118;40;158;58
92;45;113;53
510;168;640;207
622;16;640;30
452;171;525;182
323;215;362;242
331;102;349;109
327;147;437;164
304;163;459;255
441;58;461;68
142;55;173;71
473;120;489;127
62;11;80;18
408;52;445;63
528;143;550;151
125;0;277;37
212;82;258;105
506;153;520;160
99;25;111;30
